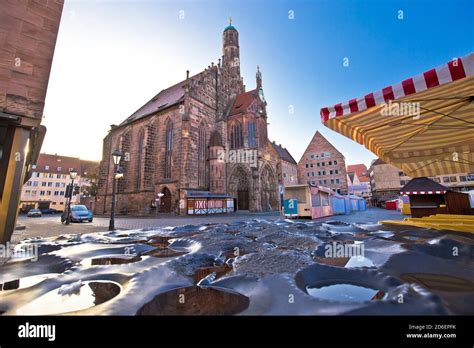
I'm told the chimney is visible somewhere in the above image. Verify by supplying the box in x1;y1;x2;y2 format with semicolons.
186;70;189;79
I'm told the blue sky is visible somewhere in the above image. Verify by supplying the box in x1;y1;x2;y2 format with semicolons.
42;0;474;167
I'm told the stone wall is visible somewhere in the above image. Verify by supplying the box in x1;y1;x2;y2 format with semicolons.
95;105;182;215
281;160;298;186
0;0;64;120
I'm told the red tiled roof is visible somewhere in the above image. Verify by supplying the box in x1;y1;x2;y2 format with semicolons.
119;80;186;126
80;160;100;176
229;89;257;116
271;141;297;165
347;164;370;182
35;154;82;175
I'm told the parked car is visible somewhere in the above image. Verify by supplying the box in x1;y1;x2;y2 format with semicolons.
61;205;93;223
27;209;42;217
41;208;58;214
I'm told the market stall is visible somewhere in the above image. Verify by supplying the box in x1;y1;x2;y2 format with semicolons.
400;177;472;218
284;184;334;219
320;53;474;177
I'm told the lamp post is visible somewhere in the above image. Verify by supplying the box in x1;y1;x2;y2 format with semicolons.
109;150;122;231
65;168;78;225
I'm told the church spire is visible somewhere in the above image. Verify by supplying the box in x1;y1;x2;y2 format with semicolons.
222;18;239;67
256;65;262;89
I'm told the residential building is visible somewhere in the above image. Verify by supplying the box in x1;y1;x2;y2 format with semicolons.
297;131;348;194
20;154;99;212
368;158;474;206
347;164;371;200
271;142;298;186
368;159;410;205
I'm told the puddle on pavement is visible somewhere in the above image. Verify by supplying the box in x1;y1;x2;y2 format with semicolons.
80;255;142;267
147;236;171;244
402;236;425;242
225;229;242;236
136;286;249;315
313;241;374;268
219;248;246;259
324;221;350;226
344;256;375;268
193;264;232;284
263;242;278;250
143;247;187;258
403;238;474;262
15;280;122;315
143;237;189;258
0;273;59;292
314;256;375;268
306;283;387;302
400;273;474;292
390;230;442;244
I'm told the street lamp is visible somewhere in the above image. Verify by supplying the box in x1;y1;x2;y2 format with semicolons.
109;150;122;231
65;168;78;225
115;166;124;179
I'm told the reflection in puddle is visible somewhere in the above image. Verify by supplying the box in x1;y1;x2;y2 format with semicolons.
80;255;142;267
15;280;121;315
143;247;187;258
400;273;474;292
306;284;386;302
137;286;249;315
0;274;58;292
403;236;423;241
344;256;375;268
194;265;232;284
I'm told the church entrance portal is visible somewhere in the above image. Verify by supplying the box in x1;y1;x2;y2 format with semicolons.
160;187;172;213
260;165;279;211
229;167;250;211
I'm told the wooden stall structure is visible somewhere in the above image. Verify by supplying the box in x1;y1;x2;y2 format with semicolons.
284;184;333;219
186;191;234;215
331;192;347;215
400;177;472;218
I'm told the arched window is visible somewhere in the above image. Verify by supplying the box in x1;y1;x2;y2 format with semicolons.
258;119;267;148
143;122;157;188
164;121;173;178
248;121;256;148
136;128;145;190
198;125;207;188
230;122;243;149
117;131;131;193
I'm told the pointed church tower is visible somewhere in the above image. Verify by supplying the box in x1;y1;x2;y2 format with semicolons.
222;17;240;73
256;65;262;89
219;18;244;106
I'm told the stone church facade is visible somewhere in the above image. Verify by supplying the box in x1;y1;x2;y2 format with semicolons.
95;23;295;215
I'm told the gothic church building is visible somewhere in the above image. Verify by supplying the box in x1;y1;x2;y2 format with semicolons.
95;22;295;215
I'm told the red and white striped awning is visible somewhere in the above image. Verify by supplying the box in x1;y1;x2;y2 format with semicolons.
321;53;474;121
320;53;474;177
400;190;447;195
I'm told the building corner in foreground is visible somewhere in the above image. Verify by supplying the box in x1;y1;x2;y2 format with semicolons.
0;1;64;243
